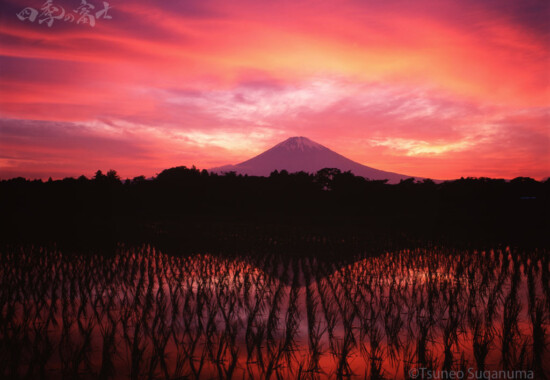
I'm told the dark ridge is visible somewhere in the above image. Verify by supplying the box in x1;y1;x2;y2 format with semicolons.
1;167;548;253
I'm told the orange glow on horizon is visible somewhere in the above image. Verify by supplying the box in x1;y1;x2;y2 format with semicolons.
0;0;548;180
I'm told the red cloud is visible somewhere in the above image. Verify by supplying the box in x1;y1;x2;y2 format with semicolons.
0;0;548;180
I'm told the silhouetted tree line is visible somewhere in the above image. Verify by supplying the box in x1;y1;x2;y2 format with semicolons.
1;166;548;252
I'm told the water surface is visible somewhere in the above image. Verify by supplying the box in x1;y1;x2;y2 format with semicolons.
1;245;548;379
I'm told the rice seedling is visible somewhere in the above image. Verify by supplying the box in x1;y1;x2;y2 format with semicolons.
0;244;547;379
530;299;548;379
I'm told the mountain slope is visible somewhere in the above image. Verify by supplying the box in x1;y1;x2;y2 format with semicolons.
210;136;414;183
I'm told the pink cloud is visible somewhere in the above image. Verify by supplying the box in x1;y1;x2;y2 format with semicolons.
0;0;548;180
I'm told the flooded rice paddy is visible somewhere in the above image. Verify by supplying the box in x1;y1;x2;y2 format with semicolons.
0;245;548;379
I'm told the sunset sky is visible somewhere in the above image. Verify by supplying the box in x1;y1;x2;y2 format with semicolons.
1;0;549;180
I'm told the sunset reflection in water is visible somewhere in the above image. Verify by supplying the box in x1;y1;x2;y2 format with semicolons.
1;245;547;379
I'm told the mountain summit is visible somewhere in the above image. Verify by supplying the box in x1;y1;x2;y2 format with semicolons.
210;136;414;183
272;136;325;152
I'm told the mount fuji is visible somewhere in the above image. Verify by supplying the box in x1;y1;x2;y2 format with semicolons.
210;136;416;183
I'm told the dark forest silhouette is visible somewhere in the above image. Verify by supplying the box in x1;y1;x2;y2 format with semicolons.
1;166;548;253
